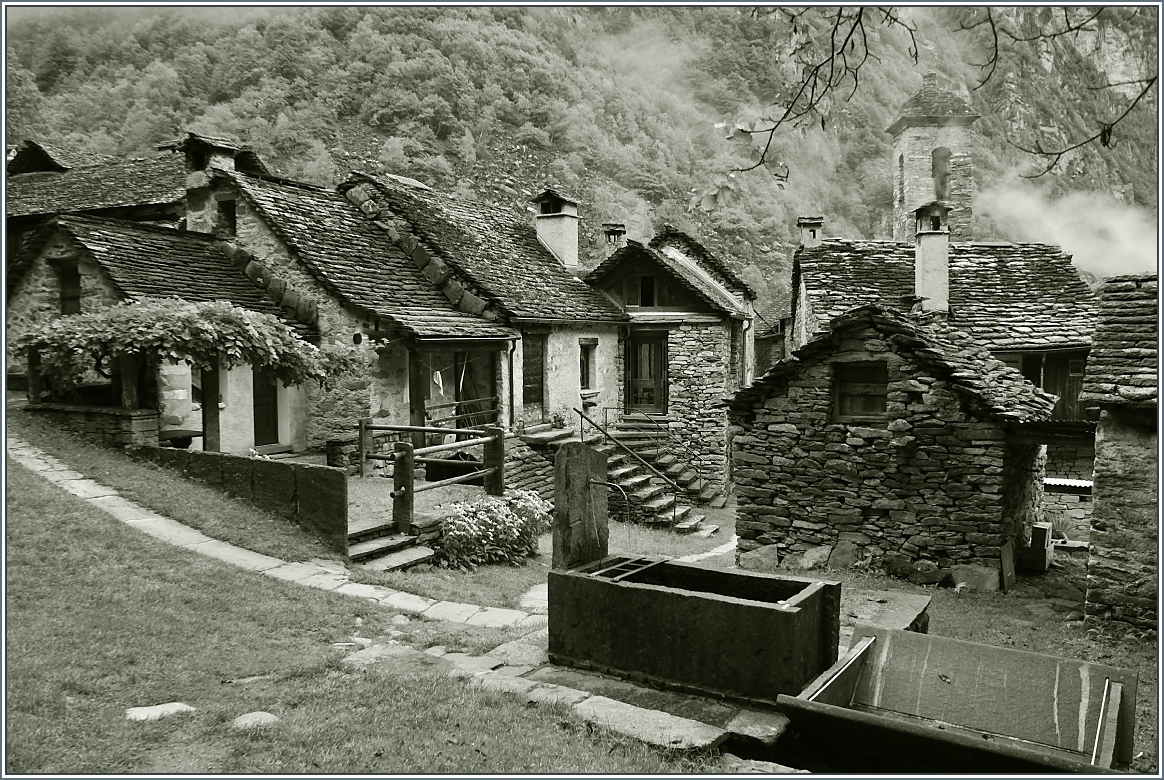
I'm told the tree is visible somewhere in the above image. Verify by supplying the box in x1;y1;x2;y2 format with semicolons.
697;5;1157;207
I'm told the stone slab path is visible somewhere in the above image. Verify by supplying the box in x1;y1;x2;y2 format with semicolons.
7;436;781;764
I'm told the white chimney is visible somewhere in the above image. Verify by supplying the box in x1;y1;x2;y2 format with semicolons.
602;222;627;260
531;188;579;268
914;202;950;313
797;216;824;248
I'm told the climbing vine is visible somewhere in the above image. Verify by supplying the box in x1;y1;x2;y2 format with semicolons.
17;297;332;391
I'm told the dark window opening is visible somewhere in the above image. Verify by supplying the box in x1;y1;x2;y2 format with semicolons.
579;341;596;390
1068;359;1085;376
930;215;942;231
931;147;951;200
217;199;237;236
540;200;561;215
897;154;904;206
809;228;817;239
834;361;888;422
60;262;81;315
639;275;655;307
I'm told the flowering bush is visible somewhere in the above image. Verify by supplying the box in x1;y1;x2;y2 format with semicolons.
435;489;552;570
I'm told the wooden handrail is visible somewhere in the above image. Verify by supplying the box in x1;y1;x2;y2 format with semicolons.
574;408;683;495
362;423;489;436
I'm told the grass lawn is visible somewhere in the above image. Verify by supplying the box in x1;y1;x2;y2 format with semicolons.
5;462;719;774
8;408;334;563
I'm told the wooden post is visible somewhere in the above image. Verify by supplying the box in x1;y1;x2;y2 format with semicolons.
552;441;609;570
393;440;414;534
26;349;42;403
357;417;370;478
202;362;221;452
407;349;427;451
483;424;505;496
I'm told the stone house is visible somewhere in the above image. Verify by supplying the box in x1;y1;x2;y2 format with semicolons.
785;73;1098;525
728;303;1058;573
1079;273;1157;629
584;227;756;492
6;213;314;454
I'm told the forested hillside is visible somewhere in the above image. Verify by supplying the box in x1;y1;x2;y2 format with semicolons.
6;6;1157;319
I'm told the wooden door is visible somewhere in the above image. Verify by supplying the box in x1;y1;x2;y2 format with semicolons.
626;333;667;414
253;367;279;446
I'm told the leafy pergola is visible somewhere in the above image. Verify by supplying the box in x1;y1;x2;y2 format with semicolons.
18;297;330;393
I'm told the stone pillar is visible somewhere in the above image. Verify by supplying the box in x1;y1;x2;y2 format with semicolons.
552;442;609;570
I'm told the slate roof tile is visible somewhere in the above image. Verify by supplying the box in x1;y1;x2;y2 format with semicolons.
886;72;979;134
7;139;117;173
590;240;747;317
352;173;626;322
7;155;188;217
731;304;1058;423
648;227;756;299
795;238;1097;351
1080;273;1158;409
231;172;514;340
45;214;313;335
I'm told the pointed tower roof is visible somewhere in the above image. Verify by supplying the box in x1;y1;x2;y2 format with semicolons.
886;72;980;135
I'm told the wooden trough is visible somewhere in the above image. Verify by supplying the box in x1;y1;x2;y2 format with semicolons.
548;555;841;707
777;624;1138;773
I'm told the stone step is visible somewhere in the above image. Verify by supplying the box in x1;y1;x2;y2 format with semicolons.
621;473;652;492
672;514;705;534
706;494;728;509
631;483;665;503
692;524;720;539
674;470;700;487
641;494;677;514
348;533;419;562
608;464;641;482
359;545;435;572
521;427;576;446
654;453;678;469
347;517;400;543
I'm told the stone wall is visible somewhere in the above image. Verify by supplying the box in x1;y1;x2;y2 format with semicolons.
892;124;975;242
506;437;555;502
1042;489;1093;540
1045;441;1095;479
1085;408;1158;629
26;403;159;447
667;322;730;487
730;330;1037;569
132;444;348;556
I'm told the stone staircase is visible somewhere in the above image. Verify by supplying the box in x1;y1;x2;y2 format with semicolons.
346;513;440;571
607;416;728;507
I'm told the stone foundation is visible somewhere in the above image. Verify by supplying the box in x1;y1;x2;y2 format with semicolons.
26;403;159;447
1045;441;1095;480
1085;409;1158;629
506;437;555;502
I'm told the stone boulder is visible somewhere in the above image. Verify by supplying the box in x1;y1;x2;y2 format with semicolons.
738;545;781;573
883;553;914;579
950;564;1000;593
784;546;831;570
827;541;859;569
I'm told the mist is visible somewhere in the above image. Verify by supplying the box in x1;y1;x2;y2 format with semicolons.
977;186;1158;280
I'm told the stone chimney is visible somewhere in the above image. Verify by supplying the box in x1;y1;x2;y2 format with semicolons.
797;216;824;248
913;202;951;313
531;188;580;268
602;222;627;260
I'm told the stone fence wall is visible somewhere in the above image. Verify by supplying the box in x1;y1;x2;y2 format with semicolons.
26;403;159;447
1085;409;1157;629
666;322;730;487
130;445;348;556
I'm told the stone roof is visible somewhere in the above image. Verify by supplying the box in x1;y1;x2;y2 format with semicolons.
7;139;116;174
1080;273;1158;409
350;173;626;322
648;226;756;299
39;214;313;334
731;304;1058;424
886;72;980;135
6;155;188;218
230;172;514;340
795;238;1097;351
590;240;748;317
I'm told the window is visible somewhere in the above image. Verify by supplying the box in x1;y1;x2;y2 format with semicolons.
1068;359;1085;377
931;147;951;200
833;361;888;421
217;199;237;236
59;262;81;315
540;200;561;215
625;275;658;307
897;154;904;206
579;340;597;390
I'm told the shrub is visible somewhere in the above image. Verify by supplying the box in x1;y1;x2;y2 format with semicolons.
435;489;552;570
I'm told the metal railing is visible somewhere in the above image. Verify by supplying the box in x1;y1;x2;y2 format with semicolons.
601;407;707;498
575;408;681;529
357;419;505;533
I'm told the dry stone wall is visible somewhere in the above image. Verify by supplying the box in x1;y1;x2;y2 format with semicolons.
1085;409;1158;629
666;322;730;487
730;330;1041;568
26;404;159;447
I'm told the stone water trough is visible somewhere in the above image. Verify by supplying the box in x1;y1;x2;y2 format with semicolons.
777;624;1139;773
548;555;841;707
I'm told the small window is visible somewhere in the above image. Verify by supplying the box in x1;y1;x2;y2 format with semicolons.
834;361;888;422
930;215;942;231
579;340;597;390
1068;359;1085;376
217;199;237;236
639;275;655;307
540;200;561;215
60;262;81;315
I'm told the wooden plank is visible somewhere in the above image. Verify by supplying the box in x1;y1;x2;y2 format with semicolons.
849;625;1138;761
